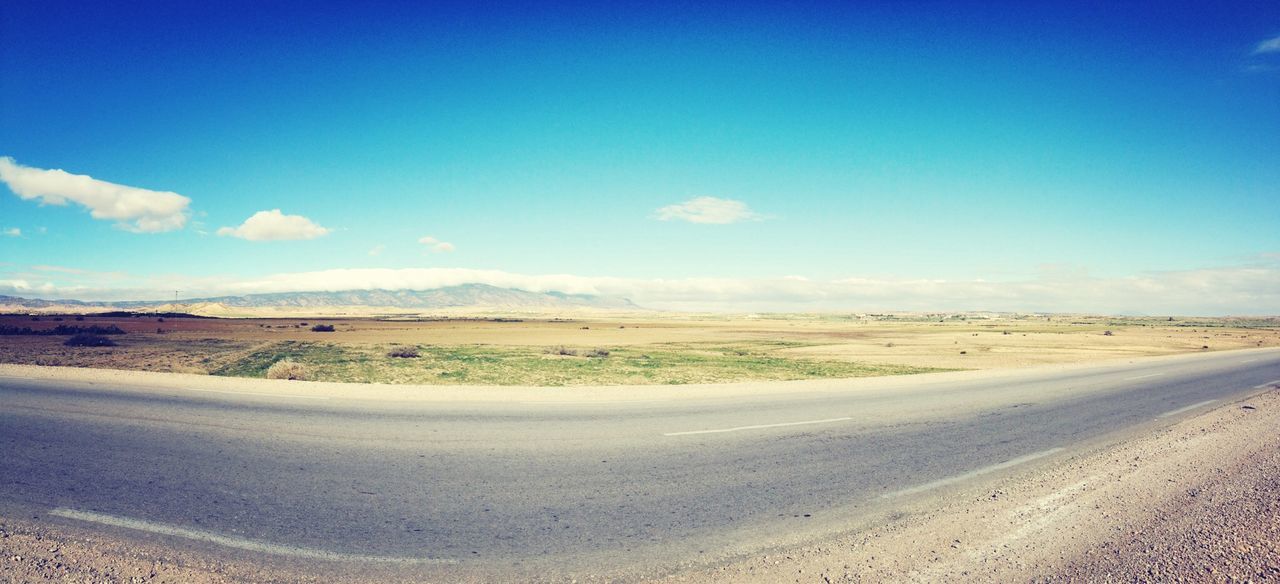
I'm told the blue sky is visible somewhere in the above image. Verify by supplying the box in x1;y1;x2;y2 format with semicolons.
2;1;1279;313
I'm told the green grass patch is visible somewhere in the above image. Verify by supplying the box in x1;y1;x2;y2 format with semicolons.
211;341;952;386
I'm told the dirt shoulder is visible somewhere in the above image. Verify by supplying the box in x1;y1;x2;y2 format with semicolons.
662;388;1280;584
3;387;1278;583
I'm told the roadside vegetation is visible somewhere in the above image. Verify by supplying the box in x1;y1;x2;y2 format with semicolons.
265;359;310;380
211;340;948;386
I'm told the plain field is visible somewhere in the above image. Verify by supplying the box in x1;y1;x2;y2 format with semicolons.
1;313;1277;385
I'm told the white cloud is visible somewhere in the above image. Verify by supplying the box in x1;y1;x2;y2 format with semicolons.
4;260;1280;316
368;244;386;257
1254;34;1280;54
216;209;330;241
656;196;764;224
0;157;190;233
418;235;455;253
2;228;19;237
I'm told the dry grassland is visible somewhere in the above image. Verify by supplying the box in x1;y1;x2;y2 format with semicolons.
1;313;1276;386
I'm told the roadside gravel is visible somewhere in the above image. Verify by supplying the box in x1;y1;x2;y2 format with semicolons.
663;388;1280;584
1048;409;1280;583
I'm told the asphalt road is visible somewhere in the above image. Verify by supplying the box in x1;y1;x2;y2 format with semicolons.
3;349;1279;581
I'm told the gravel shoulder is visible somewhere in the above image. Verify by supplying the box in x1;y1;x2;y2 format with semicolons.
661;387;1280;584
3;382;1278;583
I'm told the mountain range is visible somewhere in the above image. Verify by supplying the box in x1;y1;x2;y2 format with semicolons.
0;284;642;315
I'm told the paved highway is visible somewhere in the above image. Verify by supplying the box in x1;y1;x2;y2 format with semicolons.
3;349;1279;581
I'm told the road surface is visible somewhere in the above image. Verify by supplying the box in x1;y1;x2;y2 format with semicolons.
3;349;1279;581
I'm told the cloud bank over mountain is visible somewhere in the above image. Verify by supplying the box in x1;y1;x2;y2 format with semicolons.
2;259;1278;315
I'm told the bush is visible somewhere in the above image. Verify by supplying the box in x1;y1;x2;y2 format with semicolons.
1;324;126;336
311;324;336;332
74;315;85;321
545;345;578;356
64;334;117;347
387;346;420;358
585;348;611;358
266;360;310;380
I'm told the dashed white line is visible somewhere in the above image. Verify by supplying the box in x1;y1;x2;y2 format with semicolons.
49;508;453;564
880;447;1065;499
182;387;329;400
1239;359;1258;364
1254;379;1280;389
1124;373;1164;381
1158;399;1217;418
663;417;852;436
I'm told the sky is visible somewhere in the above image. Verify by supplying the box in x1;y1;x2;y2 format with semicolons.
1;1;1279;314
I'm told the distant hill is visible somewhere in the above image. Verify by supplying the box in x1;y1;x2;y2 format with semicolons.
0;284;643;316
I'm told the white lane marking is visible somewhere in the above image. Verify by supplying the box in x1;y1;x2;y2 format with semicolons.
519;399;660;405
182;387;329;400
1124;373;1164;381
1239;359;1257;363
1158;399;1217;418
880;447;1065;499
1254;379;1280;389
49;508;453;564
663;417;852;437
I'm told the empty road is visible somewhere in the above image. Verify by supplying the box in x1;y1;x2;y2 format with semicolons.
3;348;1279;581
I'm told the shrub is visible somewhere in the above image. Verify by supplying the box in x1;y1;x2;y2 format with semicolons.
266;360;310;380
585;348;610;358
0;324;125;336
1103;330;1114;336
311;324;336;332
545;345;578;356
74;315;85;321
64;334;117;347
387;346;420;358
